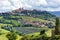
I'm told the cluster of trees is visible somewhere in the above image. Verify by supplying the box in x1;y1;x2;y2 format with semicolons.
55;17;60;35
51;17;60;40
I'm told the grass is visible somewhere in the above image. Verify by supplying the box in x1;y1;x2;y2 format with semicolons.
0;16;3;19
0;23;7;27
0;29;9;40
22;29;52;37
45;29;52;37
0;34;8;40
0;28;22;40
17;35;22;40
20;16;54;24
0;28;52;40
19;29;52;40
14;27;49;34
0;33;22;40
0;23;13;27
0;29;9;33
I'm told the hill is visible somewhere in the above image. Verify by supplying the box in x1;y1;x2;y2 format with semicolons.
0;9;56;28
50;11;60;17
11;9;56;20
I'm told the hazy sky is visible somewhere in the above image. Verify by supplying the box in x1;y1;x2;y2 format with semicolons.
0;0;60;12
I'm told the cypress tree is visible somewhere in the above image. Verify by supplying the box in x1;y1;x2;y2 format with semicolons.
55;17;60;35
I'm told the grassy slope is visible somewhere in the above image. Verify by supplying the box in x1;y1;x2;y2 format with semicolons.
0;23;13;27
26;29;52;37
19;29;52;40
0;28;22;40
0;29;9;40
0;16;53;40
0;16;55;27
0;33;22;40
21;16;54;23
0;28;52;40
0;34;8;40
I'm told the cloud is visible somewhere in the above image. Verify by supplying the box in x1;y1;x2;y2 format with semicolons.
0;0;60;12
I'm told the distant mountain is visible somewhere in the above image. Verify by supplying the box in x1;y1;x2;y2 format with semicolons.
50;11;60;17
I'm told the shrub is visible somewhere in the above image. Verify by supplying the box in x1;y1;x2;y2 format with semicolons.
55;17;60;35
53;35;60;40
6;32;18;40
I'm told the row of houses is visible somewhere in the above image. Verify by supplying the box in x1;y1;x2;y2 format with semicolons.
22;20;55;28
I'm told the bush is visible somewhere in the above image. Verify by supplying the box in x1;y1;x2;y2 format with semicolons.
6;32;18;40
53;35;60;40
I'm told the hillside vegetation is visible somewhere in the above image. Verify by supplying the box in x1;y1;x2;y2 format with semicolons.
0;10;57;40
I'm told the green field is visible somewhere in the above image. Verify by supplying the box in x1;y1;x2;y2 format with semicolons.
0;28;52;40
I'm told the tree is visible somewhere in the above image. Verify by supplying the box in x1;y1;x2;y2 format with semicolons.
6;31;18;40
55;17;60;35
